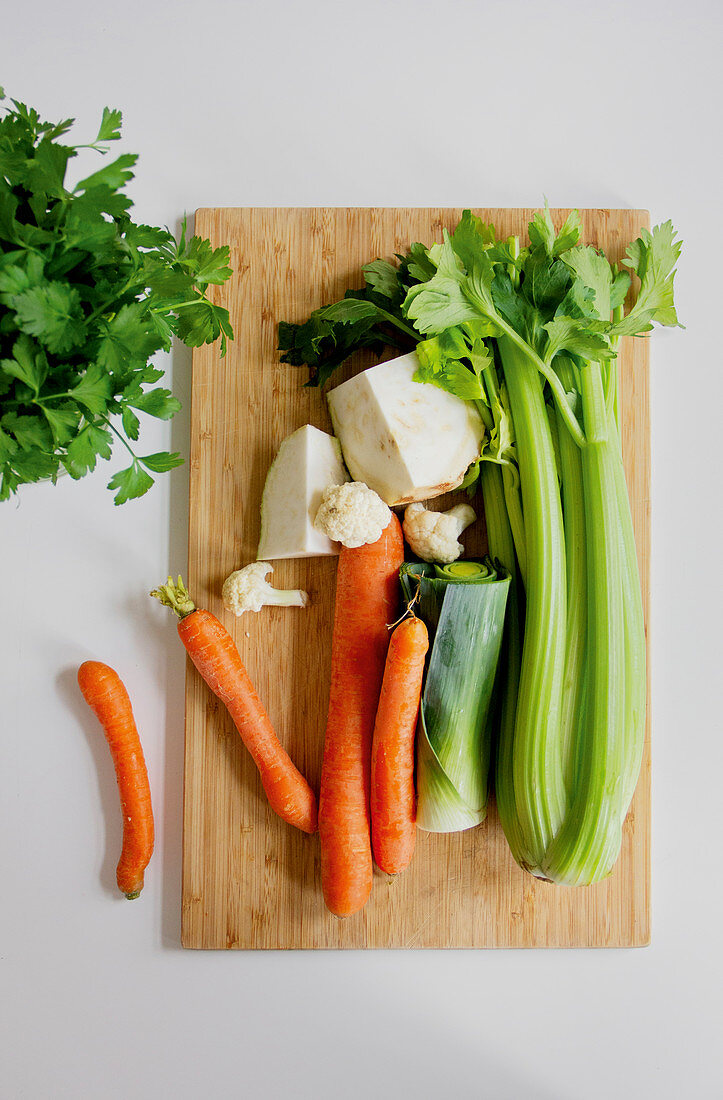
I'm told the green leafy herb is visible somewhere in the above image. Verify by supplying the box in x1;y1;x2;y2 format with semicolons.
0;91;234;503
277;244;429;386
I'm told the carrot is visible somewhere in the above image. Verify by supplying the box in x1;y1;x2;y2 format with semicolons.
151;577;317;834
371;614;428;874
77;661;154;899
319;514;404;917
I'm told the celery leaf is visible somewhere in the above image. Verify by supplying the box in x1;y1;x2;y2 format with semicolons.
616;221;683;332
543;316;615;362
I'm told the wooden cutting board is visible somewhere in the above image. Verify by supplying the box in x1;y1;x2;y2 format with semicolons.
183;208;650;949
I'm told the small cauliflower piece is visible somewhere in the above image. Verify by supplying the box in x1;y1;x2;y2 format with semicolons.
314;482;392;549
222;562;308;616
403;502;477;564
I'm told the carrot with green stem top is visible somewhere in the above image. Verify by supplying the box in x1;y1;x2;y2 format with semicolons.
319;514;405;917
371;612;428;875
77;661;154;899
151;577;317;834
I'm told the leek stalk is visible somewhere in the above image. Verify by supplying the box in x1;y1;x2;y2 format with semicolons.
400;559;510;832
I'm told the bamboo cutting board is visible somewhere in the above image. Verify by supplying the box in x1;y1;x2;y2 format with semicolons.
183;208;650;949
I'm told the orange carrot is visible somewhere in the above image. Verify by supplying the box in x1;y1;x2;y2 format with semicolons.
151;577;317;834
77;661;154;899
319;515;405;917
371;615;428;874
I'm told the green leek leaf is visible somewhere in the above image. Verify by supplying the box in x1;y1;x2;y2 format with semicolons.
400;559;510;833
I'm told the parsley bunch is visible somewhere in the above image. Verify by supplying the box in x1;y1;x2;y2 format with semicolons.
0;91;233;503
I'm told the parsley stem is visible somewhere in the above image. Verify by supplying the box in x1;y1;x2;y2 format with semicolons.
34;391;71;403
151;299;206;313
83;274;148;327
100;415;139;463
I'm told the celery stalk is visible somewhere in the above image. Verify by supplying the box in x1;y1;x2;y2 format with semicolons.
497;336;568;872
480;462;527;866
554;357;587;801
542;362;626;883
609;412;647;814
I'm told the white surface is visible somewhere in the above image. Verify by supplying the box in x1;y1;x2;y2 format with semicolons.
1;1;722;1097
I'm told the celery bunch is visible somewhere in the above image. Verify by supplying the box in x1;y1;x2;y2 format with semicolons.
403;210;681;883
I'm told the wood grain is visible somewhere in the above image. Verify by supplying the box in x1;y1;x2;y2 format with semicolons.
183;208;650;949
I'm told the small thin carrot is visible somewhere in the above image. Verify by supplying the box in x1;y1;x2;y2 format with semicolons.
319;514;405;917
371;614;428;874
151;577;317;834
77;661;154;899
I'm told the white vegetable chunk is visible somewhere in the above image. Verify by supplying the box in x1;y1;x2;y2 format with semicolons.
257;425;349;560
327;352;484;506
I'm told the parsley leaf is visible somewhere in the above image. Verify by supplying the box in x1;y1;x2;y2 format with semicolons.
69;361;114;413
125;388;181;420
75;153;138;194
13;283;85;353
1;335;48;392
93;107;123;147
107;460;154;505
63;422;113;478
121;406;140;441
1;411;52;450
138;451;184;472
95;303;162;373
41;401;82;445
182;236;233;287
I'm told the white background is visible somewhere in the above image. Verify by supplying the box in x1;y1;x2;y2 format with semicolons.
2;2;722;1097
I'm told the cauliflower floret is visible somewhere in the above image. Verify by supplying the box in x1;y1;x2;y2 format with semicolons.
313;482;392;549
222;562;308;615
403;502;477;563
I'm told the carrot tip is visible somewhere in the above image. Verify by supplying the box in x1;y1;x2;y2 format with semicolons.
124;890;142;900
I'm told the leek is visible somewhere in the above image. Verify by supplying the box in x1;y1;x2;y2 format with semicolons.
400;559;510;832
